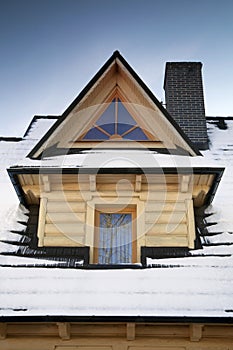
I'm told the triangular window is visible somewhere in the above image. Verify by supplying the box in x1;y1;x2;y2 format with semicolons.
81;98;149;141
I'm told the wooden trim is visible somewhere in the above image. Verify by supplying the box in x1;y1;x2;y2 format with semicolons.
186;199;196;249
94;206;137;264
57;322;70;340
127;322;135;340
0;323;7;339
190;324;203;341
37;196;47;247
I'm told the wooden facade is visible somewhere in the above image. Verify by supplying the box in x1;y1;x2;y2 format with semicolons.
15;172;215;263
1;321;233;349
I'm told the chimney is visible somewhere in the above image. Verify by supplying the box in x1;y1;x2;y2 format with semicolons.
164;62;208;150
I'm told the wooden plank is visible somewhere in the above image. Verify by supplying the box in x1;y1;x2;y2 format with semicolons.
45;223;85;235
180;175;190;193
37;197;47;247
207;174;214;186
42;175;50;192
89;174;96;192
71;141;165;148
127;323;135;341
190;324;203;341
142;174;179;184
51;183;90;191
51;174;89;183
135;175;142;192
146;235;188;246
146;223;188;235
32;174;39;184
46;212;85;224
140;191;191;202
0;323;7;339
22;185;40;198
141;184;180;192
186;199;195;249
145;201;186;212
198;174;209;185
46;191;91;201
57;322;70;340
97;174;135;184
43;236;84;247
47;201;86;213
145;212;186;224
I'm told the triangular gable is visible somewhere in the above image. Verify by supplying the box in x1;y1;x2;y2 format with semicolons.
80;97;152;141
28;51;201;158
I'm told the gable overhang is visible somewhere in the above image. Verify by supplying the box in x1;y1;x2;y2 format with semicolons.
8;166;224;208
27;51;201;159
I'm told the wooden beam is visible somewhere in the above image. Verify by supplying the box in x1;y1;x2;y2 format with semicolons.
186;199;195;249
135;175;142;192
37;196;47;247
89;175;96;192
190;324;203;342
126;322;135;340
0;323;7;339
42;175;50;192
181;175;190;193
57;322;71;340
193;185;209;207
22;185;40;198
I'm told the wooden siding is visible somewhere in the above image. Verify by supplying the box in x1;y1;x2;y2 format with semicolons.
33;174;204;255
20;173;214;257
1;322;233;350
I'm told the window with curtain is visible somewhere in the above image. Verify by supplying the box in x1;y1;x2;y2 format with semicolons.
95;209;136;264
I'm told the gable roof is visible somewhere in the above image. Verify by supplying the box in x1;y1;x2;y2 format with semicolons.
27;51;201;159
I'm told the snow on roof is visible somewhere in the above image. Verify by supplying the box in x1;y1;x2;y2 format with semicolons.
10;149;222;170
1;117;233;319
0;264;232;317
0;117;57;251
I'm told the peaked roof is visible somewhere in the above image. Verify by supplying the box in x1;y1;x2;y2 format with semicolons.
27;51;201;159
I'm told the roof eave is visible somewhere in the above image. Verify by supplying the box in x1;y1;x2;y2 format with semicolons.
1;315;233;324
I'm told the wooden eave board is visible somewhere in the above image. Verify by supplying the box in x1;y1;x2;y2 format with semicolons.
18;173;214;206
27;51;200;159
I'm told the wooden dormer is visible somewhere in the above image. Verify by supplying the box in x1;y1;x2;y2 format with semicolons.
7;51;224;265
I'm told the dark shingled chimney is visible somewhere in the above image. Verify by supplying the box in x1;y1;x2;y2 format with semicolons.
164;62;208;150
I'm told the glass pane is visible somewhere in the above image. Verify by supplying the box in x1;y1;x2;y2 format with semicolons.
83;127;109;140
123;127;149;140
118;99;136;126
98;213;132;264
99;123;115;135
96;100;115;127
117;122;133;134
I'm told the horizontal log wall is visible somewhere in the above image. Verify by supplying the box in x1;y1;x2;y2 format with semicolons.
35;174;199;252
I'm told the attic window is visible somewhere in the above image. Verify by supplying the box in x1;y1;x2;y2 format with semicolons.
94;207;137;264
81;98;149;141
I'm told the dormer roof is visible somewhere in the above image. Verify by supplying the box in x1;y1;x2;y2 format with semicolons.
27;51;201;159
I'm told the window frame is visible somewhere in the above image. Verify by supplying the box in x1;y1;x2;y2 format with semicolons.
94;205;137;264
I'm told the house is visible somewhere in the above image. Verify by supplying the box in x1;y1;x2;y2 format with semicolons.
0;51;233;350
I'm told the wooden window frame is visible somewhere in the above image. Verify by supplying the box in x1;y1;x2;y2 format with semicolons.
94;205;137;264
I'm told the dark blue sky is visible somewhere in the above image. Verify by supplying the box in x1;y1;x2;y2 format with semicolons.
1;0;233;135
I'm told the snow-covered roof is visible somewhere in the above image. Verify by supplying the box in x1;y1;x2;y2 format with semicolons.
1;116;233;320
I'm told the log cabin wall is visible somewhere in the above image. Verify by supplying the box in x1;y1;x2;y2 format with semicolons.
25;172;205;263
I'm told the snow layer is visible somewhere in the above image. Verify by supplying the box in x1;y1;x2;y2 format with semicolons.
0;265;233;317
0;118;56;250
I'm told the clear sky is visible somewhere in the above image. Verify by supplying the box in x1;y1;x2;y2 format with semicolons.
0;0;233;136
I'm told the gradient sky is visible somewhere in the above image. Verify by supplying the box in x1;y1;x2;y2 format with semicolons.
0;0;233;136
